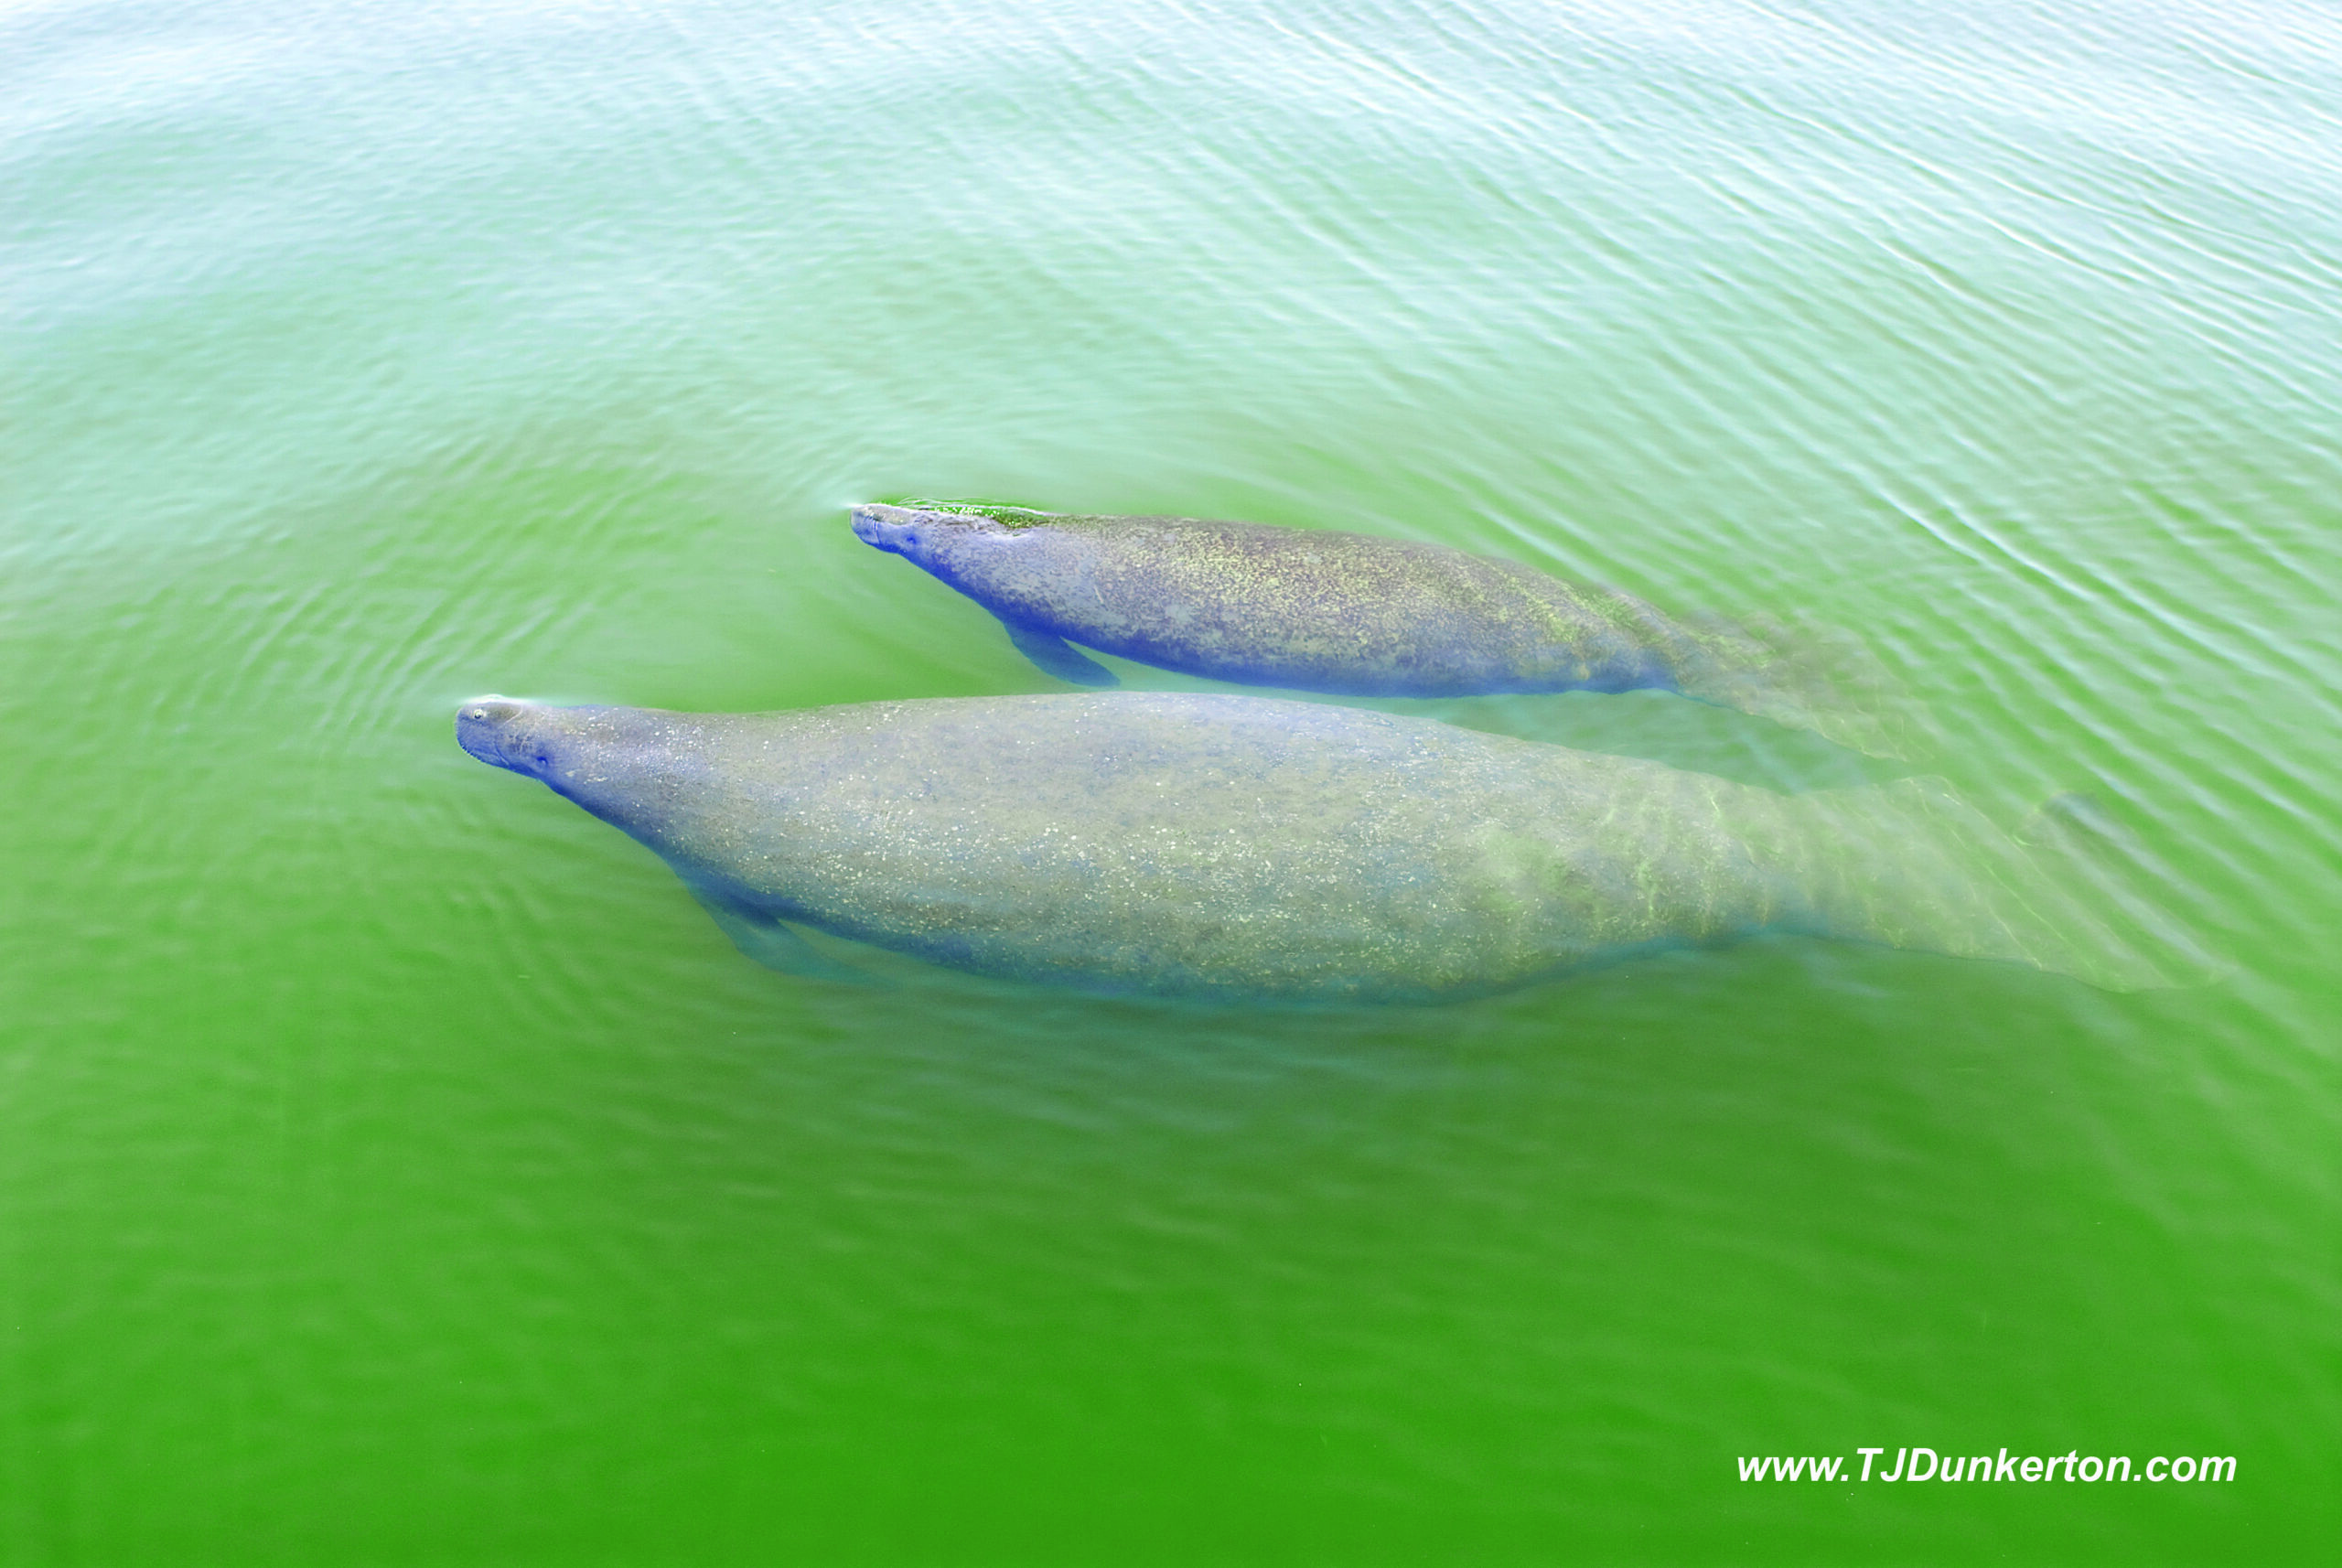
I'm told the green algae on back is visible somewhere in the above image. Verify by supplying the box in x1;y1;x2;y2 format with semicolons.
895;497;1062;529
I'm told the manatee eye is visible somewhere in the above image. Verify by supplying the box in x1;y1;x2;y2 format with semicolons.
467;706;488;719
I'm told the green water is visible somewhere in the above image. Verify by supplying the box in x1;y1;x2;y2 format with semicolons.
5;0;2336;1561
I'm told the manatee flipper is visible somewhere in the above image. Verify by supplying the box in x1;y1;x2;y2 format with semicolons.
689;886;876;985
1001;618;1119;687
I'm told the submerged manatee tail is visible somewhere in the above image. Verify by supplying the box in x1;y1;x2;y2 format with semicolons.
1652;611;1930;762
1773;779;2218;991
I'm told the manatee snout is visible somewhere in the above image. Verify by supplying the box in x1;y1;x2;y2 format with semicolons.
457;697;548;776
851;503;1020;569
850;504;918;555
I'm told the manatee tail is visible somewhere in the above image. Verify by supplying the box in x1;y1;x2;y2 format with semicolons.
1774;779;2220;991
1654;610;1932;763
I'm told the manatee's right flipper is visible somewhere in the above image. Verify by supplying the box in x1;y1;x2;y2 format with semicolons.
689;886;876;985
1001;618;1119;687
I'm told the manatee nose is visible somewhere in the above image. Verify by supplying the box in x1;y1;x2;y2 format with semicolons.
851;504;907;546
456;697;532;768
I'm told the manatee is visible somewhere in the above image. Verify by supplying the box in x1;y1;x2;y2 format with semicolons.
456;692;2193;1002
850;501;1909;757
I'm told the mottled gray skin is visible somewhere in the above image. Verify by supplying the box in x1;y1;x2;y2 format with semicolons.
850;502;1895;753
457;693;2175;1001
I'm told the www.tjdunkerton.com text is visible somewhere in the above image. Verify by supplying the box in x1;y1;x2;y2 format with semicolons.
1738;1449;2233;1483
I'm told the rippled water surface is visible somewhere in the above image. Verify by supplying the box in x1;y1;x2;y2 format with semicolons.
5;1;2337;1560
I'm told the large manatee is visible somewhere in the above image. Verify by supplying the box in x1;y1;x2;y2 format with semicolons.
456;692;2189;1001
850;501;1908;757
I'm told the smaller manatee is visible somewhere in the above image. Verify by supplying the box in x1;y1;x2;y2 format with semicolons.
851;500;1909;757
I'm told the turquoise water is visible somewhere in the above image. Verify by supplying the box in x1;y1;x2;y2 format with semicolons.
5;0;2337;1560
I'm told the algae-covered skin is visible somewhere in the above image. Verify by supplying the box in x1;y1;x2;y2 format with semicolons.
457;693;2182;1001
850;501;1903;757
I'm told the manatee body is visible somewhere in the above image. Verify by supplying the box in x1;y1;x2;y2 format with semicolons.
850;502;1899;756
457;692;2174;1001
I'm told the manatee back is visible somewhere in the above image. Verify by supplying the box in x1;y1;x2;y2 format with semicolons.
583;694;1799;999
941;514;1675;697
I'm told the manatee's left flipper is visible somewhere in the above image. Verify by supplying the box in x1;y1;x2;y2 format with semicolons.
1001;618;1119;687
689;886;877;985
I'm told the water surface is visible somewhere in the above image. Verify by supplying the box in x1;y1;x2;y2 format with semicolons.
5;1;2336;1561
